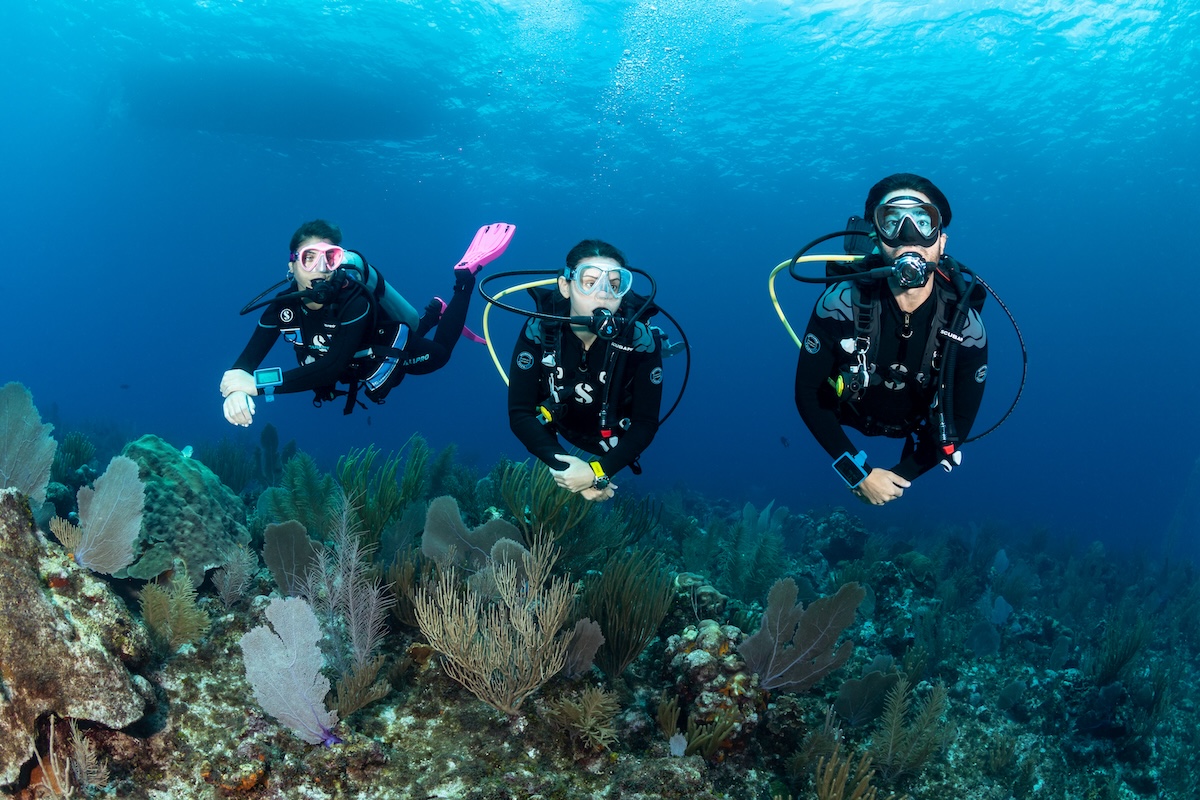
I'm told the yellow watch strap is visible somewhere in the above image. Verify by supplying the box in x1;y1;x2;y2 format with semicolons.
589;460;606;479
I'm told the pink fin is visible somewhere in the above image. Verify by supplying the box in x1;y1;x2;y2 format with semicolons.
454;222;515;274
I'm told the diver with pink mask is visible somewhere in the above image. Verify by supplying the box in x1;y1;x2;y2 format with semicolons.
220;218;514;426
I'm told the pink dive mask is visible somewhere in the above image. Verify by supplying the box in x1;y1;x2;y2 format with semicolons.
292;242;346;272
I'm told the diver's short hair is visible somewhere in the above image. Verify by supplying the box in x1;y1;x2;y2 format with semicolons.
864;173;952;229
289;219;343;252
564;239;628;275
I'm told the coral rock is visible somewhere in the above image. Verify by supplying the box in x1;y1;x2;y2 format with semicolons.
673;572;729;619
665;620;760;731
0;488;151;786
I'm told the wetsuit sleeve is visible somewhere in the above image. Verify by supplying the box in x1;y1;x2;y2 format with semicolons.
231;319;280;374
596;344;663;476
508;325;571;470
951;311;988;439
794;309;859;463
892;438;938;480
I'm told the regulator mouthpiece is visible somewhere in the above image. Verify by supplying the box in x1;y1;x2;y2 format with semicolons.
891;252;931;288
303;276;342;305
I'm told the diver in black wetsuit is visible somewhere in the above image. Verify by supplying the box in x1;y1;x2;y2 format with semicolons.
794;174;988;506
507;240;664;503
220;219;499;426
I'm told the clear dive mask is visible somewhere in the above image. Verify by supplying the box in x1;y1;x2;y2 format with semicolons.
568;264;633;298
292;242;346;272
873;196;942;247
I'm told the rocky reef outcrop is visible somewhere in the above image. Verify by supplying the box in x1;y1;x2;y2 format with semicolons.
0;488;152;786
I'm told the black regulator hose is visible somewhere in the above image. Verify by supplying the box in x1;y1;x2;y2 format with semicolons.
963;274;1027;444
240;278;294;315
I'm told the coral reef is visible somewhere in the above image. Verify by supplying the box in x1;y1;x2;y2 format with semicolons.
2;433;1198;800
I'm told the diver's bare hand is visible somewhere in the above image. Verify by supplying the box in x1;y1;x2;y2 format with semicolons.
223;391;255;427
550;455;597;493
220;369;256;398
580;485;616;502
853;468;910;505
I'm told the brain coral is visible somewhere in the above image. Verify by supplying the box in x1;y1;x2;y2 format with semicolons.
122;434;250;586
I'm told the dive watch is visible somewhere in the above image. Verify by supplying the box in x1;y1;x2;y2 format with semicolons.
254;367;284;402
832;451;869;489
589;460;611;491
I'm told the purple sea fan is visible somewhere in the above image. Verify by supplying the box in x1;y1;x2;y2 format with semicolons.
738;579;865;693
73;455;145;575
240;596;341;745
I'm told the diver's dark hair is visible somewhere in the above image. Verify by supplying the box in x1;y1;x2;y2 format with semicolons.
864;173;952;229
289;219;343;253
565;239;628;273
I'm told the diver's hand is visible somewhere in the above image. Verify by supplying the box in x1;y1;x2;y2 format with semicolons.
220;369;257;398
223;391;256;427
549;455;598;493
580;485;616;503
852;468;910;506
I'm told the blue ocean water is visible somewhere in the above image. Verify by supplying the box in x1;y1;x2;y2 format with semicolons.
5;0;1197;555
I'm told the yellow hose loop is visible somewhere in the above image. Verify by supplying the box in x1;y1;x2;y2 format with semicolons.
769;255;863;349
481;278;559;386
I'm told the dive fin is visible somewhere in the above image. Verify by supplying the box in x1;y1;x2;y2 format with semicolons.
455;222;516;273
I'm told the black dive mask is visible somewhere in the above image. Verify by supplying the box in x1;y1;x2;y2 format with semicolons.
890;252;932;288
890;214;939;246
873;197;942;247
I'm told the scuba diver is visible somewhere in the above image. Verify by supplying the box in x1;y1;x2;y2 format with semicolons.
792;174;989;506
504;240;671;503
220;219;514;426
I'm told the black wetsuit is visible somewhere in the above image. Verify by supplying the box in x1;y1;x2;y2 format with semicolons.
794;277;988;480
508;319;663;476
233;270;475;405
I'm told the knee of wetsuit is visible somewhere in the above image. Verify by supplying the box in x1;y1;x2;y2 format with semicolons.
416;300;442;337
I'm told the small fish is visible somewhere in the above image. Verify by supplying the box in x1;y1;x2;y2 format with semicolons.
181;445;193;458
780;436;790;448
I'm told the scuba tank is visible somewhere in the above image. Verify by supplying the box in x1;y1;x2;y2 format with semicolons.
340;251;419;330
